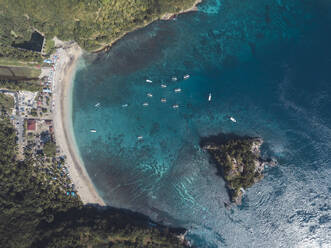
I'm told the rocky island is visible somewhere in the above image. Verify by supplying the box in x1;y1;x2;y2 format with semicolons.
200;133;277;205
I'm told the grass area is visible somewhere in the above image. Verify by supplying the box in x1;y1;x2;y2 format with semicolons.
0;57;40;67
0;79;42;92
0;65;41;80
43;39;55;55
43;141;56;157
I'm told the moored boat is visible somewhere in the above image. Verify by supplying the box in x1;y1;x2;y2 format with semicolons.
90;129;97;133
161;98;167;103
142;102;149;107
183;74;190;79
174;88;182;93
172;104;179;109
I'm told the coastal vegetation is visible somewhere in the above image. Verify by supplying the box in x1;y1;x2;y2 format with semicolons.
200;133;276;205
0;0;197;62
0;117;187;247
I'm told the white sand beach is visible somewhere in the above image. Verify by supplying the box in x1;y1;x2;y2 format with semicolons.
52;43;105;206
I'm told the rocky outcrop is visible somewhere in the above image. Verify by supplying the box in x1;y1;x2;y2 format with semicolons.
200;133;277;206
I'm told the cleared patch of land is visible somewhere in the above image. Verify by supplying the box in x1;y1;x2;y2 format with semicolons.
0;65;41;80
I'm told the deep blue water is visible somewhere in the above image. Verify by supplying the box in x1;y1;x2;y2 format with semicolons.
72;0;331;247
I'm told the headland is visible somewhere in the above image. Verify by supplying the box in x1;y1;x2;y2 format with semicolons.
200;133;277;205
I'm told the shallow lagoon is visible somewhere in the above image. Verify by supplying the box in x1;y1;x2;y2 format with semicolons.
72;0;331;246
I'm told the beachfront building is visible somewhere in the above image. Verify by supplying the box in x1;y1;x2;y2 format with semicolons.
43;88;52;94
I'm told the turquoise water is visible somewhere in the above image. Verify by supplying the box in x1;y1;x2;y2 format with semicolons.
72;0;331;247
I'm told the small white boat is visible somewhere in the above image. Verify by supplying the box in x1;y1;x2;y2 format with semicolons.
208;93;212;102
172;104;179;109
95;102;100;107
137;136;143;140
142;102;149;107
183;74;190;80
90;129;97;133
161;84;167;88
172;76;178;81
122;104;128;108
161;98;167;103
146;79;152;83
174;88;182;93
147;93;153;98
230;117;237;123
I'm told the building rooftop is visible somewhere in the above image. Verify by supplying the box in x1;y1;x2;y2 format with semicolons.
27;119;36;131
45;120;52;125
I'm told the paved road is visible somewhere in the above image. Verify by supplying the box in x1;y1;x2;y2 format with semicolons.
15;115;24;145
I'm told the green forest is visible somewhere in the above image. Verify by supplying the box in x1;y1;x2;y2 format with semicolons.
0;0;196;61
0;117;187;248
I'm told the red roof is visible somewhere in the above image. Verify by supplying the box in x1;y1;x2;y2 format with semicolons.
27;119;36;131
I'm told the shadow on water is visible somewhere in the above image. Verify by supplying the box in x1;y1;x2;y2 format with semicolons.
94;25;177;75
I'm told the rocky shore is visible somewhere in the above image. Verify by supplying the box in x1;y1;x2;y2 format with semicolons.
200;133;277;205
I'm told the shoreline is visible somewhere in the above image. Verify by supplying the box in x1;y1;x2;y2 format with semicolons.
92;0;202;53
53;44;105;205
161;0;202;20
51;0;203;206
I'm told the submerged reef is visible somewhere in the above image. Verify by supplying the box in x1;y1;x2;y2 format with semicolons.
200;133;277;205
